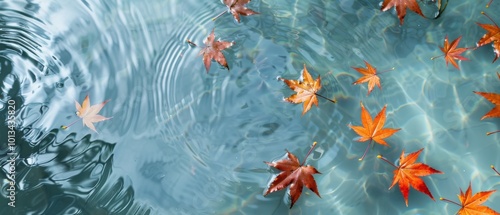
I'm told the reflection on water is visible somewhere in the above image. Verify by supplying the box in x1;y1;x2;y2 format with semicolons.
1;0;500;214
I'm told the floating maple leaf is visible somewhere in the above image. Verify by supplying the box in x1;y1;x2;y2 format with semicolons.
199;28;234;73
62;95;111;133
381;0;424;25
352;61;382;96
432;35;469;70
264;142;320;208
220;0;259;23
279;64;335;115
378;148;443;206
348;102;400;160
475;73;500;135
476;12;500;62
441;183;500;215
475;91;500;120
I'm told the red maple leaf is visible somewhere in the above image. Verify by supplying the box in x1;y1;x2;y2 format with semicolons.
378;148;443;206
199;29;234;72
264;142;321;208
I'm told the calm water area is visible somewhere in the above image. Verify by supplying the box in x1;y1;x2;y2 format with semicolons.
0;0;499;214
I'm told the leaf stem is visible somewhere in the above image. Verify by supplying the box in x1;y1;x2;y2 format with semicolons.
492;165;500;176
186;39;197;47
314;93;336;104
359;139;372;161
301;142;317;166
487;0;493;8
439;197;461;207
487;130;500;135
378;67;395;75
212;10;227;21
61;118;81;130
377;153;398;168
481;11;499;28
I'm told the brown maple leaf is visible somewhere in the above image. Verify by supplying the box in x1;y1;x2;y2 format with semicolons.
352;61;382;96
381;0;424;25
264;142;320;208
476;13;500;62
432;35;469;70
378;148;443;206
222;0;259;23
199;28;234;73
441;183;500;215
348;102;400;160
279;64;335;115
63;95;111;133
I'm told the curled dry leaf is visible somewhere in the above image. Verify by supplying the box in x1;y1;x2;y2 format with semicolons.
349;102;400;160
223;0;259;23
381;0;424;25
199;28;234;72
378;148;443;206
441;183;500;215
264;142;320;208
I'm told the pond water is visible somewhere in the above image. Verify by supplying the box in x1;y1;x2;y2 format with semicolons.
0;0;499;214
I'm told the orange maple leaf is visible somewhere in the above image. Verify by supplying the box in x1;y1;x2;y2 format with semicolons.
349;102;400;160
264;142;321;208
352;61;382;96
474;91;500;120
432;35;469;70
378;148;443;206
279;64;335;115
476;13;500;62
381;0;424;25
441;183;500;215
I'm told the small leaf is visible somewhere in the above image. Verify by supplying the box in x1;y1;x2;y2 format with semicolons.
199;28;234;73
223;0;259;23
476;14;500;62
279;64;322;115
352;61;382;96
433;35;469;70
74;95;111;133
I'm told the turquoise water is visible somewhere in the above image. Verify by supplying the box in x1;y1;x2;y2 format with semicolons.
0;0;499;214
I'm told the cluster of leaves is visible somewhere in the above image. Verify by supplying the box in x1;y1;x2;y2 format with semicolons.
59;0;499;213
262;0;500;212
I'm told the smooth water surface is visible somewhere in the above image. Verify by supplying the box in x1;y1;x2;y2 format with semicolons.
0;0;499;214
